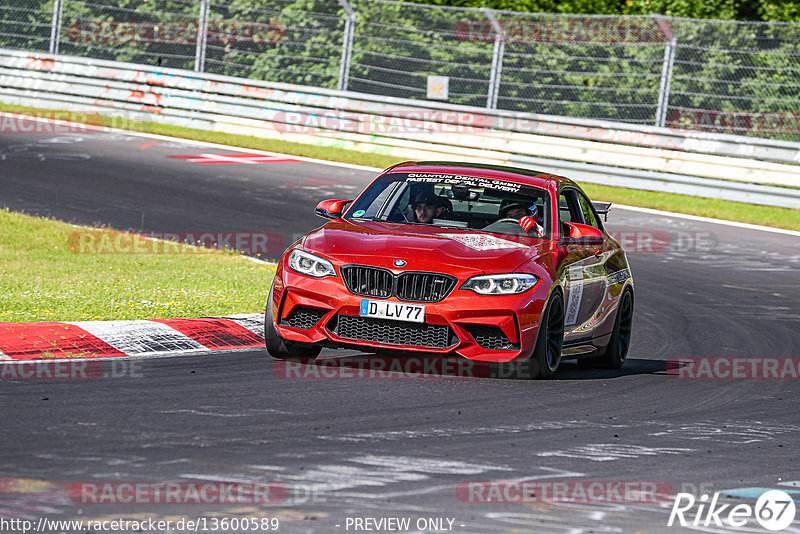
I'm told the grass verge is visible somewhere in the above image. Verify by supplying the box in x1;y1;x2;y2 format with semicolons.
0;208;275;322
2;103;797;231
581;184;800;231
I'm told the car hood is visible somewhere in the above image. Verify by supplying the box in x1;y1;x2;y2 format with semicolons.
302;220;550;274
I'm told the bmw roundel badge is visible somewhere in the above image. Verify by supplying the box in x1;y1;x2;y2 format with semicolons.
393;259;407;267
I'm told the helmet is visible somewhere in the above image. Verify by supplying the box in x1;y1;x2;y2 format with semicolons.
498;199;530;218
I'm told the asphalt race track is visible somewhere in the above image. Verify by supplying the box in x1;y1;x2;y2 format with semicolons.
2;130;799;533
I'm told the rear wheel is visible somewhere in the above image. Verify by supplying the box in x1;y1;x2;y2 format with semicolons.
264;285;321;362
529;291;565;379
580;288;633;370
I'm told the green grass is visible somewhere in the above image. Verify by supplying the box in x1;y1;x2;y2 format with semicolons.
581;184;800;231
2;103;797;231
0;208;275;322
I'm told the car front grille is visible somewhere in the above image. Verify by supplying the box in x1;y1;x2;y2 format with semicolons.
396;272;456;302
341;265;456;303
280;307;327;330
330;314;456;349
341;266;393;298
461;324;519;351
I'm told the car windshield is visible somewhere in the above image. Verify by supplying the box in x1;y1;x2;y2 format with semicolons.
344;172;551;239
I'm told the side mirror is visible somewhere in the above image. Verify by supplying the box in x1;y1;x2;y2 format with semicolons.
563;222;604;240
315;199;352;219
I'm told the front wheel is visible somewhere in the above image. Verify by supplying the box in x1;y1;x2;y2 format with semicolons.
264;285;321;362
529;291;565;379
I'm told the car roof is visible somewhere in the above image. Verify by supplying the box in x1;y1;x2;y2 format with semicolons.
385;161;577;191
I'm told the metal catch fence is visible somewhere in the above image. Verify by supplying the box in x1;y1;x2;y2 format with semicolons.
1;0;799;139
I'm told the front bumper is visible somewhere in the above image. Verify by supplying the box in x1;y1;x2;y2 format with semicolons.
270;262;549;363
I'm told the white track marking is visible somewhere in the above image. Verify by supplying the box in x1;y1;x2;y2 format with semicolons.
66;320;204;354
649;421;800;444
219;314;265;336
538;444;694;462
321;421;624;443
350;455;512;475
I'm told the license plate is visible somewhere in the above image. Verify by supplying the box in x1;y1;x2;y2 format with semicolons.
359;299;425;323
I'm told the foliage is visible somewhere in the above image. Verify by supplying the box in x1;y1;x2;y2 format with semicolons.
0;0;798;139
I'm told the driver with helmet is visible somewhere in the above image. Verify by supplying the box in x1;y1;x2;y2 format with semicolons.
498;199;544;236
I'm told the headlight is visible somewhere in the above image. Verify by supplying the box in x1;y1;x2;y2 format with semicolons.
288;249;336;278
461;273;538;295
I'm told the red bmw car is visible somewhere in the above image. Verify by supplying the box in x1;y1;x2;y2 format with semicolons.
265;162;634;378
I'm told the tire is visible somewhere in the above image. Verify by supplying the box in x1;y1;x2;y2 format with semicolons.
529;291;565;379
580;288;633;370
264;285;321;362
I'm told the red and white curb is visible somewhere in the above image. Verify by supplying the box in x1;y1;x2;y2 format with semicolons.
0;314;264;360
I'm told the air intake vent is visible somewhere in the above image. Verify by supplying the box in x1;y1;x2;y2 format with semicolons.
280;307;327;330
331;315;456;349
462;324;519;351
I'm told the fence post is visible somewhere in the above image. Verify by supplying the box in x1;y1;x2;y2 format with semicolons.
655;38;676;127
482;7;504;110
337;0;356;91
654;15;676;127
194;0;210;72
49;0;64;54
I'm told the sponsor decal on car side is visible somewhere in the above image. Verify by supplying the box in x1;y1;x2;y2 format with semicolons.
565;266;584;326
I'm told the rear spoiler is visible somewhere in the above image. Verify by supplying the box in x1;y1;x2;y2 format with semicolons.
592;201;612;222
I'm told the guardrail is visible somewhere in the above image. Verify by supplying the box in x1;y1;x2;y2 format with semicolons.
1;48;799;209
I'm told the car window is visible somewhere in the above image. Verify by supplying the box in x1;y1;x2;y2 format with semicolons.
350;180;396;219
345;172;551;238
558;193;572;224
559;190;581;224
576;191;602;230
558;189;586;238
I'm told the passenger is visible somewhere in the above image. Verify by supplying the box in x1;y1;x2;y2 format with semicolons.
498;199;544;236
435;196;453;219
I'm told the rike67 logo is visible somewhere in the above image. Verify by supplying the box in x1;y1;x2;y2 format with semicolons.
668;490;796;531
